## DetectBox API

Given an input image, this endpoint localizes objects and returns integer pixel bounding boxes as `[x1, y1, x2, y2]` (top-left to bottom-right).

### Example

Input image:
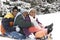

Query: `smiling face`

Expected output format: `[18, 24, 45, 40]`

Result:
[12, 6, 18, 17]
[22, 11, 28, 17]
[12, 9, 18, 17]
[29, 9, 36, 18]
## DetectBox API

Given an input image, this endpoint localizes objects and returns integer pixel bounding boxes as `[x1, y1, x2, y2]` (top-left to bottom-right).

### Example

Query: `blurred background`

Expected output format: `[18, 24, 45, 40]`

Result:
[1, 0, 60, 17]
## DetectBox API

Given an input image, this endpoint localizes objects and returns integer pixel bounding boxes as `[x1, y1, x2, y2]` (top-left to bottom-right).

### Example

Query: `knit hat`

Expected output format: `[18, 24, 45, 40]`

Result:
[20, 8, 28, 14]
[28, 8, 36, 14]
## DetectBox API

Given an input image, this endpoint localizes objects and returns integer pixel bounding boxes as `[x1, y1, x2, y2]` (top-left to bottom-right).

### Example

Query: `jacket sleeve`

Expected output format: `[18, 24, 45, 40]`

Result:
[14, 15, 33, 28]
[2, 18, 10, 30]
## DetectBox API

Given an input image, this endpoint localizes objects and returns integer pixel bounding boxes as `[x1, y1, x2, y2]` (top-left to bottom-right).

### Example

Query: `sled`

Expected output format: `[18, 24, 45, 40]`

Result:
[29, 26, 52, 40]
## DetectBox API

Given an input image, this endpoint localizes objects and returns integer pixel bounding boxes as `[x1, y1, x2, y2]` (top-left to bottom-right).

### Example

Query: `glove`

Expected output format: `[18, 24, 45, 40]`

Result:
[15, 26, 20, 32]
[29, 33, 35, 39]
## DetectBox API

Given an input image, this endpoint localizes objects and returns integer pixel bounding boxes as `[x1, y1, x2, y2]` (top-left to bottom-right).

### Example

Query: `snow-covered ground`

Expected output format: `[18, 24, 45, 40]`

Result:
[0, 12, 60, 40]
[0, 37, 15, 40]
[38, 12, 60, 40]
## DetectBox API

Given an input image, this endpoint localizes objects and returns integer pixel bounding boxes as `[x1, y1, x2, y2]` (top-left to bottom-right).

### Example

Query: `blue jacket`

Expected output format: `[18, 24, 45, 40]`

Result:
[2, 13, 16, 32]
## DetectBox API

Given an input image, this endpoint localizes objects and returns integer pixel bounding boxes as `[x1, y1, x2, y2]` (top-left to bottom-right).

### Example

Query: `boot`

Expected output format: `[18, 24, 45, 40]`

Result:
[45, 23, 53, 34]
[45, 23, 53, 28]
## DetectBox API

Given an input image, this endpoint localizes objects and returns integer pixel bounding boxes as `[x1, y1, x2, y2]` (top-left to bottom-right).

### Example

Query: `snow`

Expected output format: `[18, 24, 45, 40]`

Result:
[0, 12, 60, 40]
[0, 37, 15, 40]
[38, 12, 60, 40]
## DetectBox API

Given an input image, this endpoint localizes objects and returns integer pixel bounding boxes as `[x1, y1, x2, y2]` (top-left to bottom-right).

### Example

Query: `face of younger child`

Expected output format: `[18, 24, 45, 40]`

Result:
[29, 9, 36, 18]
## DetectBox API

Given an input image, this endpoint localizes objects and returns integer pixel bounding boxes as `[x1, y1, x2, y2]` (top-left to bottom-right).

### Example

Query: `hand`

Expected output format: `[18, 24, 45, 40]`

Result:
[39, 24, 45, 28]
[15, 26, 20, 32]
[29, 33, 35, 39]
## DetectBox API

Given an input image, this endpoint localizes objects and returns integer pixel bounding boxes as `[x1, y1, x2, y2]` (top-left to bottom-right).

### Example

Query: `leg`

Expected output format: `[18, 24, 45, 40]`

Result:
[10, 31, 26, 39]
[5, 31, 26, 39]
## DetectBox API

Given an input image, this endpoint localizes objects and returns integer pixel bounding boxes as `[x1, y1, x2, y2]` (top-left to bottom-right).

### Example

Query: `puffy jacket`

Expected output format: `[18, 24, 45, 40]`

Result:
[2, 12, 15, 32]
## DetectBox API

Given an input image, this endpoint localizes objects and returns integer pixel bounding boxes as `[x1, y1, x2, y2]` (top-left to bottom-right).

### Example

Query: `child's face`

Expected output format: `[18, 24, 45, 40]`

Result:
[29, 10, 36, 17]
[12, 9, 18, 17]
[23, 12, 28, 17]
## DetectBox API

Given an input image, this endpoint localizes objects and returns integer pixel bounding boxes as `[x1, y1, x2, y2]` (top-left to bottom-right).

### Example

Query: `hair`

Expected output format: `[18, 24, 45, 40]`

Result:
[12, 6, 18, 11]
